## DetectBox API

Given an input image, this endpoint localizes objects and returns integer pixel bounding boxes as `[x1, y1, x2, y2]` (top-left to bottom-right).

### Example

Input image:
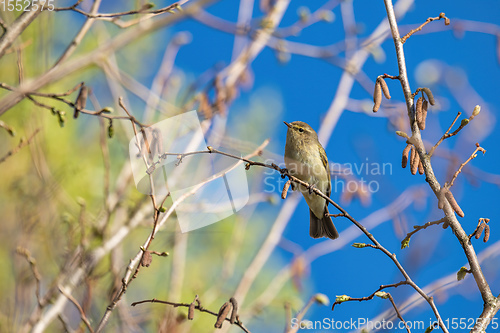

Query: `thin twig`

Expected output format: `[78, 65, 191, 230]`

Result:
[55, 0, 85, 11]
[0, 81, 83, 97]
[131, 298, 251, 333]
[93, 122, 270, 333]
[16, 247, 42, 306]
[150, 145, 446, 333]
[0, 120, 16, 136]
[0, 128, 40, 164]
[58, 286, 95, 333]
[401, 218, 447, 248]
[387, 293, 411, 333]
[0, 82, 148, 128]
[94, 98, 159, 333]
[401, 12, 450, 43]
[428, 111, 461, 157]
[448, 144, 486, 188]
[55, 0, 189, 19]
[332, 281, 411, 332]
[0, 0, 213, 117]
[333, 282, 408, 310]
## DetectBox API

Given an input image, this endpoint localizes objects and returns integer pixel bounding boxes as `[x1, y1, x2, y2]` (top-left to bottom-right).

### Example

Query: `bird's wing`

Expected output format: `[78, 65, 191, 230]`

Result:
[318, 144, 331, 198]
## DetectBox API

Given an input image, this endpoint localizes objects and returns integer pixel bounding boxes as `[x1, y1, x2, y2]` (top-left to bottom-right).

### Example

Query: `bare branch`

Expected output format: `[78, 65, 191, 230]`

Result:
[16, 247, 43, 306]
[0, 2, 45, 58]
[332, 282, 411, 333]
[428, 105, 481, 157]
[0, 0, 214, 117]
[58, 286, 95, 333]
[383, 1, 496, 331]
[401, 218, 446, 249]
[146, 145, 448, 332]
[131, 297, 251, 333]
[55, 1, 189, 19]
[448, 144, 486, 188]
[401, 12, 450, 43]
[428, 111, 462, 156]
[0, 128, 40, 164]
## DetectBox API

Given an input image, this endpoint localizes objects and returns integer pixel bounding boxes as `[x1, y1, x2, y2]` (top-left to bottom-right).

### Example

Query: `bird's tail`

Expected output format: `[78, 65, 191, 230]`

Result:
[309, 207, 339, 240]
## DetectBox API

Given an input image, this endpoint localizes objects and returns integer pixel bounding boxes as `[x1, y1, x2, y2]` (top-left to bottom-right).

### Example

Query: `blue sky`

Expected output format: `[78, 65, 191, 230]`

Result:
[152, 0, 500, 331]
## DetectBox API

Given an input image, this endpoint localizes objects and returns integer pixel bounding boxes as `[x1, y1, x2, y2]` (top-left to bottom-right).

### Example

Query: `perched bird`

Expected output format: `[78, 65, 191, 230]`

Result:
[284, 121, 339, 240]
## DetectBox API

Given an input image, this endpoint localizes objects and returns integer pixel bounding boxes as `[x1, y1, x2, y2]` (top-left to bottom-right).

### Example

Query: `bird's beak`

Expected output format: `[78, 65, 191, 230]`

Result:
[283, 121, 292, 128]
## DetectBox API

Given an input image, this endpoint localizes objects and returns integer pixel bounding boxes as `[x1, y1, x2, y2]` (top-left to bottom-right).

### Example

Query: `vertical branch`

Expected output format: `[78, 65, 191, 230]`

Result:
[383, 0, 416, 125]
[382, 1, 497, 332]
[382, 1, 444, 332]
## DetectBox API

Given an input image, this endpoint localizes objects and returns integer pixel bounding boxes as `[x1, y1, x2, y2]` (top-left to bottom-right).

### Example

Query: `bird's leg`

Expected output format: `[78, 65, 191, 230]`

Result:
[280, 167, 288, 179]
[307, 183, 316, 195]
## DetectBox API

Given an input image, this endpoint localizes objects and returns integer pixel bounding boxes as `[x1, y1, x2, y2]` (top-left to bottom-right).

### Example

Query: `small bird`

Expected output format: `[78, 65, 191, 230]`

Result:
[284, 121, 339, 240]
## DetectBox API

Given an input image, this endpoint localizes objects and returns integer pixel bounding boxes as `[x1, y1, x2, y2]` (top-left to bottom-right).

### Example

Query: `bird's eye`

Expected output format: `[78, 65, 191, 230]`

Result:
[298, 128, 304, 133]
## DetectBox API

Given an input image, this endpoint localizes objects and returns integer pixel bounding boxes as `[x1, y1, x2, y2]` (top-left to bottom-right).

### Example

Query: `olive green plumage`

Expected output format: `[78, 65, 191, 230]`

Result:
[284, 121, 339, 240]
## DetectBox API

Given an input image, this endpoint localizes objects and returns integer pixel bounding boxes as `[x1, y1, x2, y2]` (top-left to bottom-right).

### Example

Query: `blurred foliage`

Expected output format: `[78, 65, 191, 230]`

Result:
[0, 2, 301, 332]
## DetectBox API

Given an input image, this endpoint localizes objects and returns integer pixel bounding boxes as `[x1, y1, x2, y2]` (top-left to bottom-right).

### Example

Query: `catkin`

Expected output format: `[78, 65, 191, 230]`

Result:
[74, 85, 88, 119]
[484, 225, 490, 242]
[445, 189, 465, 217]
[188, 302, 195, 320]
[421, 87, 436, 105]
[410, 147, 420, 175]
[378, 78, 391, 99]
[373, 81, 382, 112]
[416, 97, 423, 128]
[402, 144, 411, 168]
[282, 180, 291, 199]
[229, 297, 238, 324]
[214, 302, 231, 328]
[418, 159, 424, 175]
[421, 100, 428, 130]
[140, 251, 152, 267]
[475, 223, 486, 239]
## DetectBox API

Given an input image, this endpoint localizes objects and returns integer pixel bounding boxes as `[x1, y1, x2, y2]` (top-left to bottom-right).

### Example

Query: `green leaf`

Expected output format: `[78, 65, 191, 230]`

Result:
[401, 236, 410, 249]
[335, 295, 351, 303]
[424, 325, 434, 333]
[457, 266, 468, 281]
[472, 105, 481, 117]
[375, 291, 389, 299]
